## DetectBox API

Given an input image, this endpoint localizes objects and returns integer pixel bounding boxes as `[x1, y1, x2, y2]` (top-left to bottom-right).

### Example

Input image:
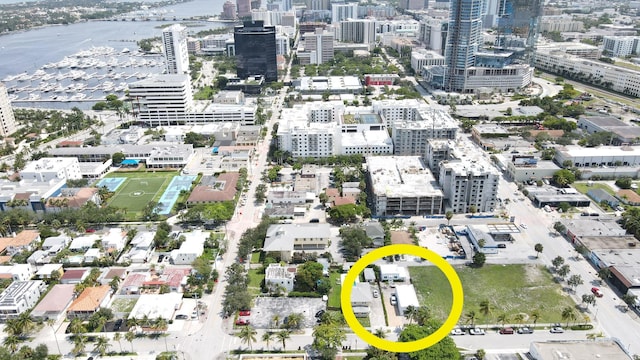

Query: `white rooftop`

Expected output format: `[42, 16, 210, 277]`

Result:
[367, 156, 443, 198]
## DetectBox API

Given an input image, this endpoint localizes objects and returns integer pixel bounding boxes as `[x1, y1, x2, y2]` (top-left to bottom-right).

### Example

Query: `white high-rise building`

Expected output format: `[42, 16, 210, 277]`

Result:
[301, 28, 334, 64]
[602, 36, 640, 58]
[0, 84, 17, 137]
[332, 3, 358, 24]
[128, 75, 194, 125]
[438, 139, 500, 213]
[162, 24, 190, 75]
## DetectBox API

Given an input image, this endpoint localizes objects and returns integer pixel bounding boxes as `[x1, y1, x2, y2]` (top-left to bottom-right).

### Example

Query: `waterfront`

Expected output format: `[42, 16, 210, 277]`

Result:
[0, 0, 233, 108]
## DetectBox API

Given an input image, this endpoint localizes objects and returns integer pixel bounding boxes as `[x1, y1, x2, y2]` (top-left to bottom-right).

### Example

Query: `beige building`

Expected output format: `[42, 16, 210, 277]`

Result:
[263, 224, 331, 262]
[0, 83, 16, 137]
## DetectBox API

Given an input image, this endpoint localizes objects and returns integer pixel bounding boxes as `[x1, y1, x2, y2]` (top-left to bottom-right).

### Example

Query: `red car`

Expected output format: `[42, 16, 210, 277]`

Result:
[591, 287, 604, 297]
[238, 310, 251, 316]
[235, 319, 250, 326]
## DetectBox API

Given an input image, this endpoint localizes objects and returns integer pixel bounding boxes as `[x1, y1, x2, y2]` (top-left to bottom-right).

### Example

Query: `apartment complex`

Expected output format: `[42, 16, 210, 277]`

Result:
[20, 157, 82, 182]
[392, 109, 459, 162]
[162, 24, 190, 75]
[539, 15, 584, 33]
[128, 74, 194, 124]
[298, 28, 334, 65]
[0, 83, 16, 137]
[0, 280, 47, 321]
[602, 36, 640, 57]
[331, 3, 358, 24]
[338, 19, 377, 45]
[367, 156, 444, 216]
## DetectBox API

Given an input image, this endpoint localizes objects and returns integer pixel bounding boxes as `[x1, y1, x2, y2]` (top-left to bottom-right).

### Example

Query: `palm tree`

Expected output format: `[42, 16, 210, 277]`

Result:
[14, 312, 34, 337]
[272, 314, 280, 328]
[237, 325, 257, 351]
[285, 313, 303, 330]
[46, 319, 62, 355]
[262, 331, 274, 350]
[154, 317, 168, 333]
[72, 335, 87, 357]
[404, 305, 418, 324]
[373, 328, 387, 339]
[125, 331, 135, 353]
[513, 313, 525, 327]
[561, 306, 577, 327]
[69, 318, 86, 335]
[534, 243, 544, 258]
[3, 335, 20, 353]
[496, 313, 509, 327]
[276, 330, 290, 350]
[464, 310, 477, 327]
[415, 306, 432, 326]
[530, 310, 541, 327]
[93, 336, 111, 356]
[479, 300, 493, 325]
[113, 332, 123, 353]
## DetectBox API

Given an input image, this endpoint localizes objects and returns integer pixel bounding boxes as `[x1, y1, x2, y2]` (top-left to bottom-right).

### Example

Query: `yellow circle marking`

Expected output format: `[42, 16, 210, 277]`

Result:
[340, 244, 464, 353]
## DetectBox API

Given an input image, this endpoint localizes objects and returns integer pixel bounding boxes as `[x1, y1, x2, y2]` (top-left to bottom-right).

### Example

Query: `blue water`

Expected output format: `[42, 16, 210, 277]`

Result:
[156, 175, 196, 215]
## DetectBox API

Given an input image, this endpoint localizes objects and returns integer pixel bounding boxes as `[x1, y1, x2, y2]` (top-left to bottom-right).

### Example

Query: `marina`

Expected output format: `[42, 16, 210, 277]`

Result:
[2, 46, 164, 107]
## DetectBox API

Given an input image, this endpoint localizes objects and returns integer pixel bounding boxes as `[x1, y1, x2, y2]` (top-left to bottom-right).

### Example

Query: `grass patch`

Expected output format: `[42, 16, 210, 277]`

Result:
[250, 252, 262, 264]
[110, 298, 137, 314]
[103, 171, 179, 220]
[614, 61, 640, 72]
[327, 271, 342, 309]
[409, 264, 576, 324]
[357, 316, 370, 328]
[573, 182, 615, 196]
[247, 269, 264, 296]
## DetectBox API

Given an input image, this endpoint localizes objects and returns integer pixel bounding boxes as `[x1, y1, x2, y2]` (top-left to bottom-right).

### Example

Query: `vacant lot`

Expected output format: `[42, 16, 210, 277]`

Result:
[573, 182, 615, 196]
[409, 264, 576, 324]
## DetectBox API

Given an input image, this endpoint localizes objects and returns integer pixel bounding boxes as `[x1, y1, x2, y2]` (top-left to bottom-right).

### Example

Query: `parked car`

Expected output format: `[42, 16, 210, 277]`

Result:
[235, 319, 250, 326]
[372, 289, 379, 298]
[468, 328, 485, 335]
[175, 314, 188, 320]
[499, 327, 515, 334]
[450, 328, 465, 336]
[315, 310, 325, 318]
[591, 287, 604, 297]
[550, 327, 565, 333]
[390, 294, 397, 305]
[239, 310, 251, 316]
[517, 327, 534, 334]
[309, 218, 320, 223]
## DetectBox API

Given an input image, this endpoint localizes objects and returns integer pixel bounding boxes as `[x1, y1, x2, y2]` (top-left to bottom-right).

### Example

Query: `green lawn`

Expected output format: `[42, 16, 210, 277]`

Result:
[250, 252, 261, 264]
[327, 271, 342, 309]
[110, 298, 137, 314]
[247, 269, 264, 296]
[409, 264, 576, 325]
[103, 172, 178, 219]
[573, 182, 615, 196]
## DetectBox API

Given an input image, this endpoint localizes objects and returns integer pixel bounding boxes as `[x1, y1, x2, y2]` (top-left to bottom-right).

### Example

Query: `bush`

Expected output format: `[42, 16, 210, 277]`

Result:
[570, 324, 594, 330]
[288, 291, 323, 298]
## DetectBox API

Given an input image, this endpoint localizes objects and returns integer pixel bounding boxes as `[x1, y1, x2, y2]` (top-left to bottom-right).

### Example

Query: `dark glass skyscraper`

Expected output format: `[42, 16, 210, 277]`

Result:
[495, 0, 542, 62]
[234, 20, 278, 82]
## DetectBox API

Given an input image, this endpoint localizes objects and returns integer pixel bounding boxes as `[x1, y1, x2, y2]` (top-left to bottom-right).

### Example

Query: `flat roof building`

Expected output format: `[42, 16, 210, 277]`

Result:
[0, 280, 47, 321]
[529, 340, 632, 360]
[128, 293, 183, 321]
[367, 156, 443, 216]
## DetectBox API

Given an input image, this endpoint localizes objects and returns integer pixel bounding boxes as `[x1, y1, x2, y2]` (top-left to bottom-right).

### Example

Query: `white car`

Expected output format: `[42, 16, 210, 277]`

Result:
[468, 328, 485, 335]
[550, 327, 565, 333]
[390, 294, 397, 305]
[450, 328, 465, 336]
[372, 289, 379, 298]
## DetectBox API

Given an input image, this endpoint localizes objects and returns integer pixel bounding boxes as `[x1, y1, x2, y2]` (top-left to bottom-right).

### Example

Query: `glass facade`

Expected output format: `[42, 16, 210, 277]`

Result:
[444, 0, 483, 92]
[233, 20, 278, 82]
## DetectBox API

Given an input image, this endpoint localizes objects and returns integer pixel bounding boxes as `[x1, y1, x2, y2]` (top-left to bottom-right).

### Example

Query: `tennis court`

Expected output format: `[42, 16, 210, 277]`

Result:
[95, 177, 126, 192]
[156, 175, 197, 215]
[108, 177, 171, 213]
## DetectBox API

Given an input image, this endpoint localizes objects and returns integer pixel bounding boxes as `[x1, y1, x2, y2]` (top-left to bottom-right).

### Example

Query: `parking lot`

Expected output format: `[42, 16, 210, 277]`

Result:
[250, 297, 325, 329]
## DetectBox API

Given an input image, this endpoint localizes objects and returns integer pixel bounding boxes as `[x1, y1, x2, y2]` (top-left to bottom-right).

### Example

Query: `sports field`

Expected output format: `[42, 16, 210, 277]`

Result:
[104, 172, 176, 215]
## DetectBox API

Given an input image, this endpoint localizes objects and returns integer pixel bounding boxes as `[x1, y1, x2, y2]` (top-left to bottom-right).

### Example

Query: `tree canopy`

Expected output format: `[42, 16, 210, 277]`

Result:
[398, 322, 459, 359]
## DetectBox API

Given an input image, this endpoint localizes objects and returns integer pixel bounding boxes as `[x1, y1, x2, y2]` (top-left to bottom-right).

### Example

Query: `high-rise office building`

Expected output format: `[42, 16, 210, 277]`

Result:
[444, 0, 483, 92]
[494, 0, 542, 62]
[222, 1, 237, 20]
[237, 0, 251, 18]
[300, 28, 334, 64]
[234, 21, 278, 82]
[0, 84, 16, 137]
[338, 19, 376, 45]
[162, 24, 190, 75]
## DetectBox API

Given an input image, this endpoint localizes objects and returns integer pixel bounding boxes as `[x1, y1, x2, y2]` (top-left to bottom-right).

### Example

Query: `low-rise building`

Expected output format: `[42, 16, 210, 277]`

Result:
[101, 228, 127, 253]
[20, 157, 82, 182]
[187, 173, 239, 205]
[363, 222, 385, 247]
[265, 263, 296, 292]
[293, 76, 362, 94]
[30, 284, 75, 321]
[170, 230, 206, 265]
[395, 284, 419, 314]
[35, 263, 64, 280]
[0, 280, 47, 321]
[0, 264, 34, 281]
[380, 264, 408, 282]
[0, 230, 41, 256]
[123, 232, 155, 263]
[263, 224, 331, 262]
[128, 293, 183, 322]
[60, 268, 90, 284]
[351, 282, 373, 317]
[46, 188, 101, 212]
[529, 340, 632, 360]
[67, 285, 112, 319]
[41, 235, 71, 254]
[555, 145, 640, 168]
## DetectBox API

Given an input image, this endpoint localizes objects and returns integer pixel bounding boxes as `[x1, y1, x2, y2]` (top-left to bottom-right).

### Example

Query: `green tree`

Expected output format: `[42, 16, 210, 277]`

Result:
[237, 325, 257, 350]
[476, 349, 486, 360]
[496, 313, 509, 327]
[534, 243, 544, 258]
[262, 331, 274, 350]
[284, 313, 304, 330]
[404, 305, 419, 324]
[553, 169, 576, 186]
[294, 262, 324, 292]
[597, 267, 611, 284]
[312, 323, 346, 359]
[567, 274, 584, 292]
[464, 310, 477, 326]
[558, 264, 571, 280]
[112, 152, 125, 165]
[561, 306, 577, 327]
[72, 335, 87, 357]
[93, 336, 111, 356]
[125, 331, 135, 352]
[616, 177, 633, 189]
[445, 211, 453, 225]
[552, 256, 565, 271]
[473, 252, 486, 267]
[479, 300, 493, 323]
[3, 335, 20, 353]
[276, 330, 290, 350]
[113, 332, 123, 353]
[582, 294, 596, 309]
[398, 322, 459, 359]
